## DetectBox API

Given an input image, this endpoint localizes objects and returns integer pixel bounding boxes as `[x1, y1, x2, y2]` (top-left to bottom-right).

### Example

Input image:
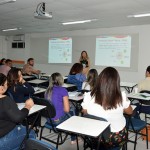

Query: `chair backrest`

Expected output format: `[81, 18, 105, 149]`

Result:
[32, 96, 56, 118]
[83, 114, 110, 140]
[6, 91, 14, 100]
[24, 138, 57, 150]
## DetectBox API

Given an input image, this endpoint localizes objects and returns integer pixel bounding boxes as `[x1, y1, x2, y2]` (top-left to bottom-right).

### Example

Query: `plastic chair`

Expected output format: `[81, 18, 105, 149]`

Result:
[126, 115, 148, 150]
[24, 138, 57, 150]
[32, 96, 68, 149]
[82, 114, 109, 150]
[83, 114, 127, 150]
[138, 90, 150, 124]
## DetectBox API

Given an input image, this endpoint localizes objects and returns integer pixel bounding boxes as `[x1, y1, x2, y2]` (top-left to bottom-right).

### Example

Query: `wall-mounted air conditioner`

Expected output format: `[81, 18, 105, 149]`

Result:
[13, 35, 25, 41]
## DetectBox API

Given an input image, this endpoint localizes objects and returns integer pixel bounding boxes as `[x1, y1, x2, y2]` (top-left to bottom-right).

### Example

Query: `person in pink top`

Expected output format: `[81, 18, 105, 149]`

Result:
[0, 59, 12, 76]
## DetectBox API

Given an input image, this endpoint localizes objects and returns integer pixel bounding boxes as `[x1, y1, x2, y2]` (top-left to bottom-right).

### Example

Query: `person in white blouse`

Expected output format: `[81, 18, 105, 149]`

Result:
[82, 69, 98, 91]
[81, 67, 133, 148]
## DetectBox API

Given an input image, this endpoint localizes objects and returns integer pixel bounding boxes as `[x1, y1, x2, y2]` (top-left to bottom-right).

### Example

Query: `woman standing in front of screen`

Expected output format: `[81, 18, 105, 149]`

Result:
[79, 51, 90, 75]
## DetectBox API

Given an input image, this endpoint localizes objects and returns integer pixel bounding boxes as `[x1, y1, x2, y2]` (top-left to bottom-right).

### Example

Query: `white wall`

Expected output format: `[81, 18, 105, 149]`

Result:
[0, 36, 7, 58]
[3, 24, 150, 83]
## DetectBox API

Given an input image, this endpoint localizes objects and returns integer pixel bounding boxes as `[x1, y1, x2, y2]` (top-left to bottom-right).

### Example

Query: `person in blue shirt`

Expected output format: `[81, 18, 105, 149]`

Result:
[67, 63, 86, 90]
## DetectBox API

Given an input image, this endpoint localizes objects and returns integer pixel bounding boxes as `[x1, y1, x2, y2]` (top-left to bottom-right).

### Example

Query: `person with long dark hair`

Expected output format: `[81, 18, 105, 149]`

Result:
[67, 63, 86, 90]
[79, 51, 90, 75]
[7, 68, 35, 103]
[82, 69, 98, 91]
[81, 67, 133, 148]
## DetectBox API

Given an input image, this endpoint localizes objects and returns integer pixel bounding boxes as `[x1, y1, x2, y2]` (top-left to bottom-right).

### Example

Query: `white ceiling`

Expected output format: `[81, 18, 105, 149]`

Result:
[1, 0, 150, 36]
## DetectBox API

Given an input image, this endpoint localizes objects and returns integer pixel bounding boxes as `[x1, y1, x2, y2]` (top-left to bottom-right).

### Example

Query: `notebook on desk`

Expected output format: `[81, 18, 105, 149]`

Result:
[68, 91, 79, 97]
[34, 87, 39, 92]
[140, 93, 150, 98]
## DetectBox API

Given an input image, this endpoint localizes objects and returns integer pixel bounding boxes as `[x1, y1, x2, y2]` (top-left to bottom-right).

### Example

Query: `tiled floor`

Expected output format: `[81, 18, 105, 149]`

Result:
[38, 129, 150, 150]
[37, 117, 150, 150]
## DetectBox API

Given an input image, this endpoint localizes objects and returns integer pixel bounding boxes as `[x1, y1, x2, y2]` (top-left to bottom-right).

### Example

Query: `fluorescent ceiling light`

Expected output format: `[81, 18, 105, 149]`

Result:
[128, 13, 150, 18]
[62, 19, 93, 25]
[2, 27, 21, 32]
[0, 0, 16, 5]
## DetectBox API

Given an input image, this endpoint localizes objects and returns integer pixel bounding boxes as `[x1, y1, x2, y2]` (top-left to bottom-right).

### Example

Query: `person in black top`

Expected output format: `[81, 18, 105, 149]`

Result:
[7, 68, 35, 103]
[79, 51, 90, 75]
[0, 73, 35, 150]
[79, 51, 90, 67]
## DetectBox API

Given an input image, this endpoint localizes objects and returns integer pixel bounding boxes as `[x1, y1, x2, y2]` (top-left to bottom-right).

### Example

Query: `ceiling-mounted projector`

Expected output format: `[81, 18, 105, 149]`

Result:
[34, 2, 52, 19]
[34, 12, 52, 19]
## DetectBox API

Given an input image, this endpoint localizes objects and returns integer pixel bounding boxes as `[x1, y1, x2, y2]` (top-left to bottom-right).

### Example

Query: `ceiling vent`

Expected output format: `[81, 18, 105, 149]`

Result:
[13, 35, 25, 41]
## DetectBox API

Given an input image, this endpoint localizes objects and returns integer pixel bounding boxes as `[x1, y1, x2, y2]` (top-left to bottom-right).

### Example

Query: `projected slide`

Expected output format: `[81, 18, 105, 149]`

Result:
[48, 37, 72, 63]
[95, 35, 131, 67]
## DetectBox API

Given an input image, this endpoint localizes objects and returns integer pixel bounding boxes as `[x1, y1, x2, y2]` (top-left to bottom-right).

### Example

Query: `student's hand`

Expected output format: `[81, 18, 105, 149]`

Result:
[24, 98, 34, 110]
[81, 109, 87, 115]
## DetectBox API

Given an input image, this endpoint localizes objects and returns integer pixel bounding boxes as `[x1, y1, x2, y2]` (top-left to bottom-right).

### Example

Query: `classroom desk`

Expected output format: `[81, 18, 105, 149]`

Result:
[23, 75, 36, 81]
[41, 74, 68, 80]
[18, 103, 46, 148]
[33, 87, 47, 97]
[28, 79, 49, 87]
[34, 87, 46, 95]
[17, 103, 46, 115]
[120, 82, 137, 93]
[127, 93, 150, 101]
[62, 83, 77, 91]
[40, 74, 51, 80]
[56, 116, 110, 150]
[68, 92, 84, 115]
[69, 92, 84, 102]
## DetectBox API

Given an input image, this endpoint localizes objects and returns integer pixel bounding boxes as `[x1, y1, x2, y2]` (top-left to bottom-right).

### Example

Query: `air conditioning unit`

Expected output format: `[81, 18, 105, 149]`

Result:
[13, 35, 25, 41]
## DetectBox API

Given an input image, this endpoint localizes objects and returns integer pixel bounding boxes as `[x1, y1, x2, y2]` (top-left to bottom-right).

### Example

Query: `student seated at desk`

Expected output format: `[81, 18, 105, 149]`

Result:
[22, 58, 41, 76]
[67, 63, 86, 91]
[138, 66, 150, 92]
[0, 73, 35, 150]
[7, 68, 35, 103]
[134, 66, 150, 118]
[0, 58, 6, 65]
[81, 67, 133, 148]
[45, 72, 76, 144]
[0, 59, 12, 76]
[82, 69, 98, 91]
